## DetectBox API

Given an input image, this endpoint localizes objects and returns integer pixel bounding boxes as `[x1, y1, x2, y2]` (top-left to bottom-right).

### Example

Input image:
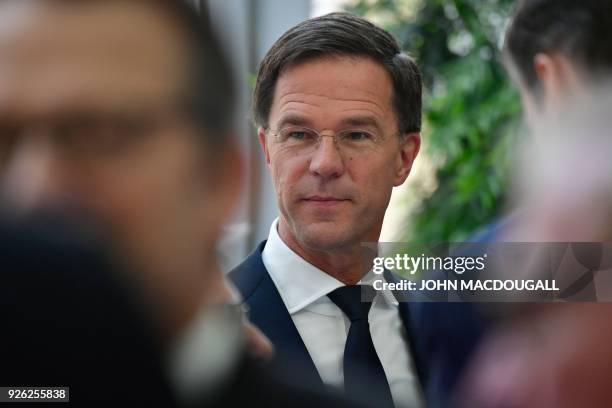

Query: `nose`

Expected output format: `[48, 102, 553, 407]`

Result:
[1, 135, 75, 215]
[308, 134, 345, 180]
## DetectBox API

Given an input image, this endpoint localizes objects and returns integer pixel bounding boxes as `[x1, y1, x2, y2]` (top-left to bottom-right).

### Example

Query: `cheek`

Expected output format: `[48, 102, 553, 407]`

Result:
[351, 157, 395, 203]
[76, 142, 203, 239]
[86, 167, 167, 223]
[270, 152, 309, 199]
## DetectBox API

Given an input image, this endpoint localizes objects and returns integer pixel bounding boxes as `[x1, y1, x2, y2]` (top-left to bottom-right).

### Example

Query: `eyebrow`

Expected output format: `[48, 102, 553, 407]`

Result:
[274, 114, 382, 131]
[274, 114, 311, 129]
[340, 115, 381, 129]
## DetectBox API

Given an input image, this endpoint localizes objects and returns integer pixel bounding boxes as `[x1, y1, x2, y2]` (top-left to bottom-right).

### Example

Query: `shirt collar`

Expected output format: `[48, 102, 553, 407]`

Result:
[262, 218, 398, 314]
[263, 218, 343, 313]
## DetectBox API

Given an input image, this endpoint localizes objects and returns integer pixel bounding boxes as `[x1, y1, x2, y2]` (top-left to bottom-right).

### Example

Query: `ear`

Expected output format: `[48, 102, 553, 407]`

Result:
[394, 132, 420, 186]
[533, 53, 580, 108]
[257, 127, 271, 165]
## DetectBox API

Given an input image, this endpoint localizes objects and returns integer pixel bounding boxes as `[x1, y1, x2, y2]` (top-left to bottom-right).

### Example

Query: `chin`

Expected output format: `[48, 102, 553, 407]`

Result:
[296, 222, 356, 251]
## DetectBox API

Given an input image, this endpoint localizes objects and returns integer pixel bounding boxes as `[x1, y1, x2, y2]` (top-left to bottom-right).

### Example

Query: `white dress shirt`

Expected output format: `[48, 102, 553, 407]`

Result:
[262, 219, 423, 408]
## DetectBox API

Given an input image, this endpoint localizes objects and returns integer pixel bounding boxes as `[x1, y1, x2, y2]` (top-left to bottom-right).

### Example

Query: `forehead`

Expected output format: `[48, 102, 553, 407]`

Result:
[0, 1, 189, 117]
[270, 55, 395, 129]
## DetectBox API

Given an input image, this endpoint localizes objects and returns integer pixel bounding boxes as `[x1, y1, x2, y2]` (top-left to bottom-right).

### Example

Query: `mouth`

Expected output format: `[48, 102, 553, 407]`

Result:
[301, 196, 350, 206]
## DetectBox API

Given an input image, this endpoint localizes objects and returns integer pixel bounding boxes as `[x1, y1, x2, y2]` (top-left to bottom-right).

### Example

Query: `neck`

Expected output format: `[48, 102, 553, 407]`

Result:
[277, 219, 378, 285]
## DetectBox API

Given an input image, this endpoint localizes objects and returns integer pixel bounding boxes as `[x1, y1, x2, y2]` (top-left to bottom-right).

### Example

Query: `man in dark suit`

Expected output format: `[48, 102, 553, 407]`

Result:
[230, 13, 483, 407]
[0, 1, 357, 406]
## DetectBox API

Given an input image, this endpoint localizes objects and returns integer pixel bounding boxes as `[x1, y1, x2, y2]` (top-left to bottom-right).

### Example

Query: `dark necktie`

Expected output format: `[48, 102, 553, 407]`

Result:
[328, 285, 395, 407]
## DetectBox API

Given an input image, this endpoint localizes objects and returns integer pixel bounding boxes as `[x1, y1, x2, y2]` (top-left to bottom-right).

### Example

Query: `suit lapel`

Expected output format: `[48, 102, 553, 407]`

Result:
[230, 242, 324, 390]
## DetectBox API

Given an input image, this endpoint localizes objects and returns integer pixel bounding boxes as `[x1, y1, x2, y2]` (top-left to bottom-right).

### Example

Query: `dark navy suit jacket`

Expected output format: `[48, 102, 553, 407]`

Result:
[229, 241, 485, 407]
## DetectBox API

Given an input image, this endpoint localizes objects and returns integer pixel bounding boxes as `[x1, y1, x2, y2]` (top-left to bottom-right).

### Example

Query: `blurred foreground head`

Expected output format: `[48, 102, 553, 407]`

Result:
[0, 0, 242, 335]
[504, 0, 612, 124]
[458, 4, 612, 407]
[503, 0, 612, 241]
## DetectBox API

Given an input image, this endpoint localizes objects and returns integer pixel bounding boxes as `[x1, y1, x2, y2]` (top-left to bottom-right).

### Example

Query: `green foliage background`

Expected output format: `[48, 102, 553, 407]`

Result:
[346, 0, 522, 242]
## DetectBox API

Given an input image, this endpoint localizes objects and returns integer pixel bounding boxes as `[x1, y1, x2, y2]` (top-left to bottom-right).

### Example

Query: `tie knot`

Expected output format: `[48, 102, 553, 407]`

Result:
[327, 285, 375, 322]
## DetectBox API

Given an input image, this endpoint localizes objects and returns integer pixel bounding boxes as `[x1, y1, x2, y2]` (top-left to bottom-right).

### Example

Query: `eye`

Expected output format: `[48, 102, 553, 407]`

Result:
[343, 130, 375, 141]
[56, 115, 152, 155]
[279, 127, 316, 142]
[0, 123, 20, 165]
[0, 123, 21, 139]
[288, 130, 308, 140]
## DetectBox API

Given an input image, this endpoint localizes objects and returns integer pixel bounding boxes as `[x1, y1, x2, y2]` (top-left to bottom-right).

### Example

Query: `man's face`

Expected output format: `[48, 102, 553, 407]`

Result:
[260, 56, 419, 251]
[0, 2, 235, 327]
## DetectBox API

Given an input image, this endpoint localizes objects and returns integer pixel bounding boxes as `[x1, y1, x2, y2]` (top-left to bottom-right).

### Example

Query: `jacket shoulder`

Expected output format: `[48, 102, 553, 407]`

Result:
[228, 240, 268, 302]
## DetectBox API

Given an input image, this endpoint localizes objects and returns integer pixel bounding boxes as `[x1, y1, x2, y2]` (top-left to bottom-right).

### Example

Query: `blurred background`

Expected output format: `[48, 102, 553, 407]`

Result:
[202, 0, 522, 271]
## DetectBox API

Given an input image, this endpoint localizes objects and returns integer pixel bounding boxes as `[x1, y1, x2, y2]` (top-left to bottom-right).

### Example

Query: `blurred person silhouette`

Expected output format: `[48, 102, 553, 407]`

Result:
[473, 0, 612, 241]
[458, 1, 612, 407]
[0, 214, 179, 406]
[0, 1, 355, 406]
[229, 12, 483, 408]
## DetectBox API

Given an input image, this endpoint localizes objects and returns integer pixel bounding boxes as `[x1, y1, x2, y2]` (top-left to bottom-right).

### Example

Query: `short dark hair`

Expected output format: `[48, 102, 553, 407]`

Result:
[253, 12, 422, 135]
[504, 0, 612, 93]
